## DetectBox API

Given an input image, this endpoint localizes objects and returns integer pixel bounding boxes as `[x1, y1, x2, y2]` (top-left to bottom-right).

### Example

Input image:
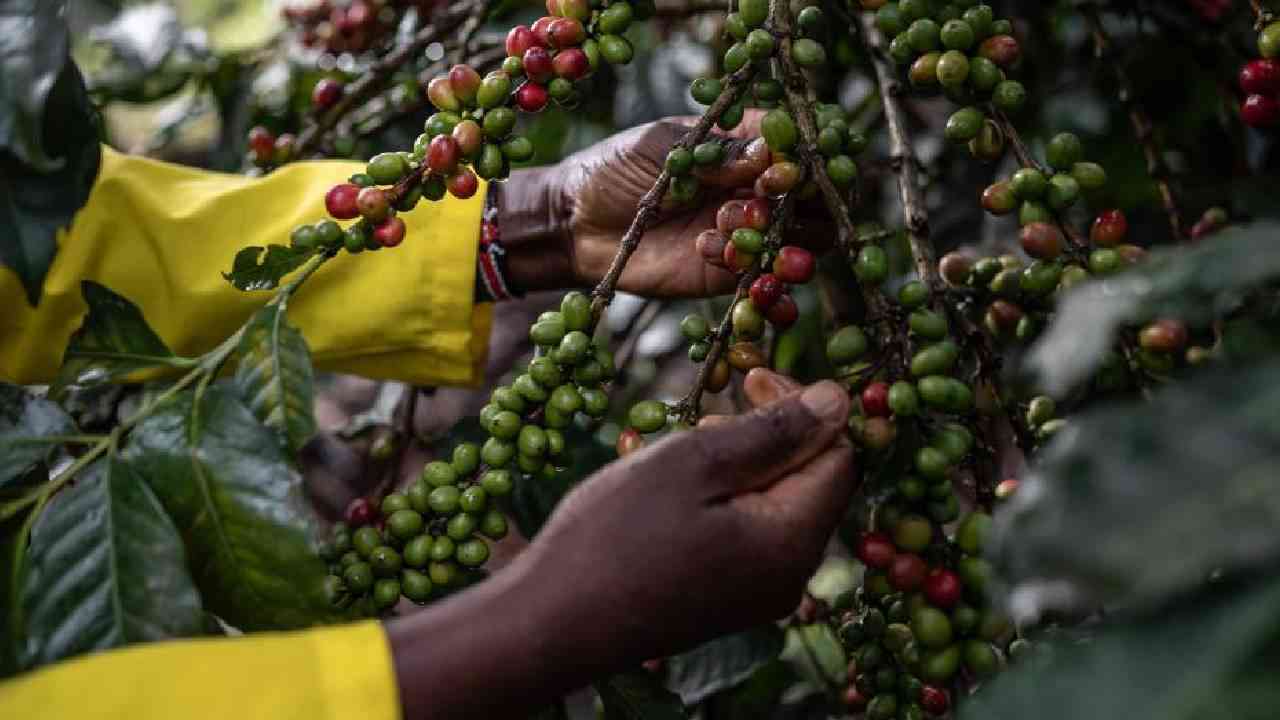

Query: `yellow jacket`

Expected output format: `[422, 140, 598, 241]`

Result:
[0, 148, 505, 718]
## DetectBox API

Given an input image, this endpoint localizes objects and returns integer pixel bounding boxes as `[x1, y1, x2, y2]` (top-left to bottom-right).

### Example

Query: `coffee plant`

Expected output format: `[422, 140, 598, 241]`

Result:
[4, 0, 1280, 717]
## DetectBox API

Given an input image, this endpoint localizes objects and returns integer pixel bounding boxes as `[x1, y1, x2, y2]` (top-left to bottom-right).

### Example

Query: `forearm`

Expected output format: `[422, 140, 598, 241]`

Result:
[386, 551, 616, 719]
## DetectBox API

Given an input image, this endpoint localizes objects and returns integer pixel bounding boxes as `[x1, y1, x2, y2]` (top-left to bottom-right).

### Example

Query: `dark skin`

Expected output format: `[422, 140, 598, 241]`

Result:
[386, 116, 856, 718]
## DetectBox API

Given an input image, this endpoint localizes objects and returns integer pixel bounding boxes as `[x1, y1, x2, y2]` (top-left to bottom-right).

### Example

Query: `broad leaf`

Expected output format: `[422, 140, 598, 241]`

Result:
[0, 0, 102, 304]
[992, 362, 1280, 616]
[1026, 223, 1280, 396]
[235, 305, 317, 455]
[18, 457, 203, 671]
[51, 281, 186, 398]
[123, 387, 339, 630]
[597, 671, 689, 720]
[0, 383, 76, 491]
[666, 626, 785, 706]
[223, 245, 316, 292]
[961, 577, 1280, 720]
[0, 510, 31, 678]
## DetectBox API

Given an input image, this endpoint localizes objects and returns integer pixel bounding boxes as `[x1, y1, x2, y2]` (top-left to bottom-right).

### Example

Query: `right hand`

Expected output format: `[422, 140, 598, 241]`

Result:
[521, 369, 856, 671]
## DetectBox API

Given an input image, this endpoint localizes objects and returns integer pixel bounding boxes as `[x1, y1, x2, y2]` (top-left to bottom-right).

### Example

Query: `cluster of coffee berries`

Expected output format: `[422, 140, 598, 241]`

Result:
[321, 445, 509, 612]
[247, 126, 299, 168]
[979, 132, 1106, 228]
[282, 0, 437, 56]
[1240, 57, 1280, 128]
[869, 2, 1026, 160]
[836, 509, 1021, 717]
[499, 0, 647, 113]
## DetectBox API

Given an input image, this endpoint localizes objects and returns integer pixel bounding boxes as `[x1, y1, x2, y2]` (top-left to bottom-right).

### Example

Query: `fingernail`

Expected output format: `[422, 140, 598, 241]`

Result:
[800, 382, 848, 424]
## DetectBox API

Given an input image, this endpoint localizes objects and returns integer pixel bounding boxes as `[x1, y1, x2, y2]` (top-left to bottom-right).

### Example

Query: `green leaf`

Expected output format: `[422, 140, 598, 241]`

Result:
[780, 623, 847, 690]
[0, 1, 102, 305]
[960, 577, 1280, 720]
[51, 281, 186, 398]
[597, 671, 689, 720]
[0, 510, 31, 678]
[17, 457, 203, 671]
[0, 383, 76, 491]
[993, 361, 1280, 616]
[1026, 223, 1280, 396]
[223, 245, 317, 292]
[235, 305, 317, 455]
[123, 387, 339, 630]
[666, 626, 785, 706]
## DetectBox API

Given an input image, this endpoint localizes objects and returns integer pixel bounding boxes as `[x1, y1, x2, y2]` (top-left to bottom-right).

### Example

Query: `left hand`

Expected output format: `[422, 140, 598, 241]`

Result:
[499, 114, 776, 297]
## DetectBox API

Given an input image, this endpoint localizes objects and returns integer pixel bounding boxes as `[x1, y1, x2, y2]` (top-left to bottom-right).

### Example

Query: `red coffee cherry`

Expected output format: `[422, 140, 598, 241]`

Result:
[716, 200, 748, 234]
[427, 75, 460, 112]
[447, 168, 480, 199]
[515, 82, 550, 112]
[427, 134, 461, 174]
[773, 246, 815, 284]
[1139, 318, 1189, 353]
[979, 34, 1021, 67]
[861, 381, 891, 418]
[344, 497, 375, 527]
[766, 294, 798, 329]
[1020, 222, 1064, 260]
[1242, 94, 1280, 128]
[743, 198, 771, 231]
[888, 552, 927, 591]
[506, 25, 537, 57]
[522, 46, 554, 83]
[939, 251, 972, 286]
[923, 567, 963, 608]
[616, 427, 644, 456]
[372, 217, 407, 247]
[248, 126, 275, 163]
[311, 78, 344, 110]
[531, 16, 557, 47]
[548, 17, 586, 48]
[920, 685, 949, 716]
[1091, 209, 1128, 247]
[1239, 59, 1280, 95]
[995, 477, 1020, 499]
[448, 64, 482, 105]
[855, 531, 896, 569]
[325, 183, 361, 220]
[749, 273, 784, 311]
[552, 47, 590, 80]
[356, 186, 391, 222]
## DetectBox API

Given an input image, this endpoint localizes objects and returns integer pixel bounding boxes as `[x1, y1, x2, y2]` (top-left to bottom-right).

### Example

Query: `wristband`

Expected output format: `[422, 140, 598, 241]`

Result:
[475, 183, 522, 303]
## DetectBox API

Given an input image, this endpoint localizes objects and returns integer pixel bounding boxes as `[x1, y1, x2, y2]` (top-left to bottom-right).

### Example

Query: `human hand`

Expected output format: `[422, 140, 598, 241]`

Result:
[520, 369, 855, 668]
[499, 113, 824, 297]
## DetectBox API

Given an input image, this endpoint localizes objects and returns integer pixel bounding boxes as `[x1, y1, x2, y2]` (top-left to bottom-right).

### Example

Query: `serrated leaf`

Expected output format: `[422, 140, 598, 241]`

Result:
[961, 577, 1280, 720]
[123, 387, 339, 630]
[666, 626, 785, 705]
[51, 281, 187, 398]
[597, 671, 689, 720]
[0, 5, 102, 305]
[17, 457, 203, 670]
[223, 245, 317, 292]
[0, 383, 76, 491]
[1026, 224, 1280, 396]
[235, 305, 316, 455]
[993, 361, 1280, 617]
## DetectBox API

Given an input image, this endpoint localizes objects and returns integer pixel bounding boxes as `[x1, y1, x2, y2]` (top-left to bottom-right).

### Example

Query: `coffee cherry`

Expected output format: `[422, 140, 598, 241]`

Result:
[1046, 132, 1083, 170]
[911, 606, 953, 649]
[888, 553, 928, 591]
[893, 513, 933, 553]
[791, 38, 826, 67]
[727, 342, 766, 372]
[936, 52, 971, 90]
[616, 427, 644, 456]
[1047, 174, 1080, 210]
[427, 76, 461, 112]
[749, 273, 784, 311]
[909, 52, 941, 87]
[598, 34, 634, 64]
[248, 126, 275, 164]
[629, 400, 668, 434]
[515, 82, 550, 112]
[1242, 94, 1280, 128]
[856, 531, 896, 569]
[1139, 318, 1189, 353]
[762, 109, 798, 153]
[427, 135, 461, 173]
[862, 382, 891, 417]
[827, 326, 868, 364]
[1010, 168, 1047, 199]
[690, 77, 723, 105]
[743, 198, 771, 230]
[766, 294, 798, 329]
[343, 562, 374, 593]
[1091, 209, 1127, 246]
[756, 161, 802, 196]
[1260, 21, 1280, 59]
[325, 183, 362, 220]
[552, 47, 590, 80]
[920, 686, 949, 716]
[372, 217, 406, 248]
[922, 568, 962, 609]
[992, 79, 1027, 113]
[312, 78, 345, 110]
[978, 34, 1020, 67]
[995, 477, 1019, 499]
[855, 245, 889, 284]
[447, 168, 479, 199]
[981, 181, 1016, 215]
[1020, 222, 1064, 260]
[773, 246, 815, 284]
[738, 0, 767, 27]
[345, 497, 375, 527]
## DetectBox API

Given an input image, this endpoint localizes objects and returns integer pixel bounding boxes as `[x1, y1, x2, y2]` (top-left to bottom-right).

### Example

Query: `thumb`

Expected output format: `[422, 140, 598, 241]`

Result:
[682, 381, 850, 500]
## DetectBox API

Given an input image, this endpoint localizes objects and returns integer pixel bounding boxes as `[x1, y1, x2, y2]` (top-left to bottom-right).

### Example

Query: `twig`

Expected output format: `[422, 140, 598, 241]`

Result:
[451, 3, 486, 65]
[1081, 4, 1184, 241]
[293, 0, 479, 158]
[1250, 0, 1275, 28]
[588, 63, 756, 323]
[855, 12, 942, 296]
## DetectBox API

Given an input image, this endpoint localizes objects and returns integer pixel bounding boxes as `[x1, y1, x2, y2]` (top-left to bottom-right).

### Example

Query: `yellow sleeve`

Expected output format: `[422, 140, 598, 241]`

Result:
[0, 147, 493, 387]
[0, 621, 399, 720]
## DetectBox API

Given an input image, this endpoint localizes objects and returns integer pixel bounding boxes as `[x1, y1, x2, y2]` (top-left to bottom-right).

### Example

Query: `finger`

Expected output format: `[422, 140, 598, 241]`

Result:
[757, 441, 856, 541]
[694, 137, 770, 188]
[696, 229, 731, 268]
[685, 381, 850, 498]
[743, 368, 803, 408]
[698, 415, 732, 428]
